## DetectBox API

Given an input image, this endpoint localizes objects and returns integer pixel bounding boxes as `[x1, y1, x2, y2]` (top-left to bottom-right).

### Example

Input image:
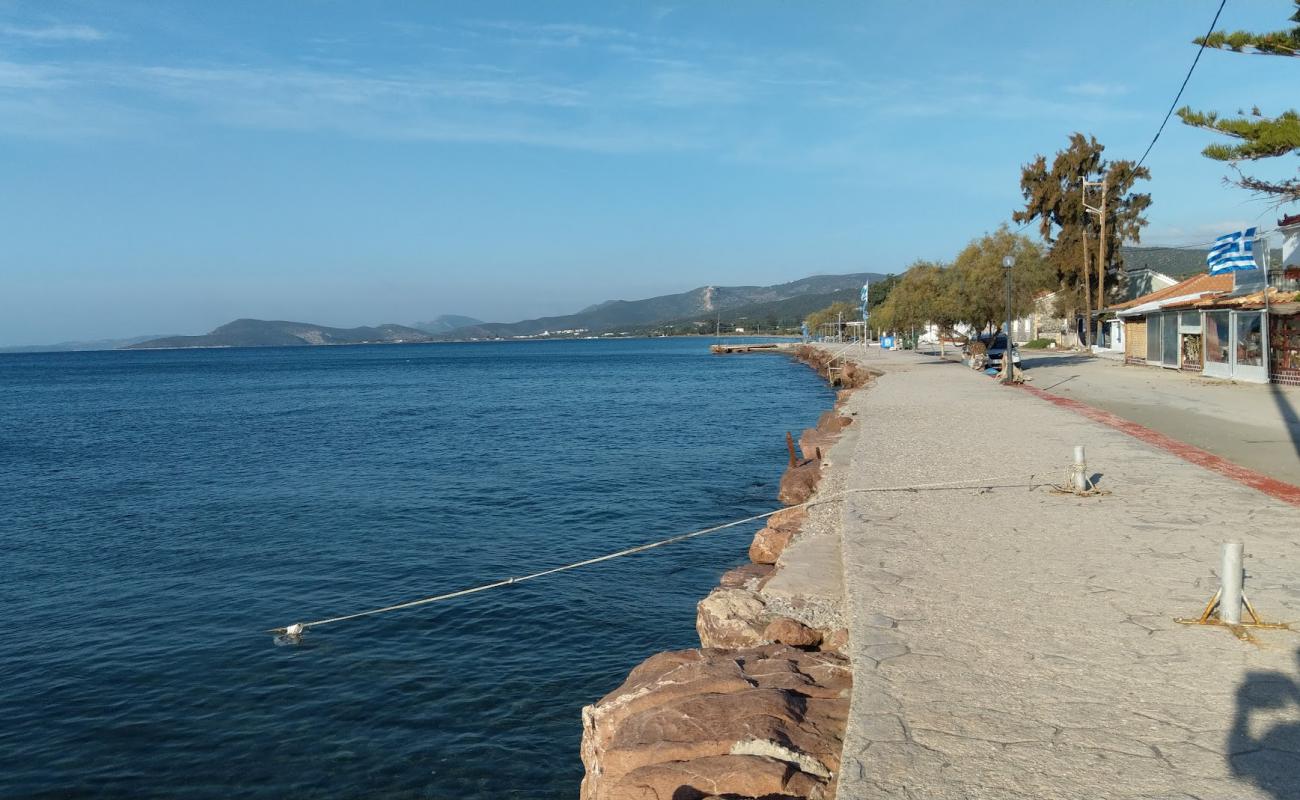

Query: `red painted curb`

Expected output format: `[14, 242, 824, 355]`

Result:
[1017, 383, 1300, 508]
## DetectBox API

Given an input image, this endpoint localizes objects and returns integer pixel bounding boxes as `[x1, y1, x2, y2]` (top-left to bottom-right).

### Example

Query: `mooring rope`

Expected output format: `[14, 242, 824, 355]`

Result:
[267, 475, 1039, 636]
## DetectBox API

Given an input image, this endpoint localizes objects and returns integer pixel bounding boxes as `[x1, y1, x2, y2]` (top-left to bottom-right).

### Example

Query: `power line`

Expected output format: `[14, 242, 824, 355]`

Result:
[1135, 0, 1228, 170]
[1013, 2, 1227, 242]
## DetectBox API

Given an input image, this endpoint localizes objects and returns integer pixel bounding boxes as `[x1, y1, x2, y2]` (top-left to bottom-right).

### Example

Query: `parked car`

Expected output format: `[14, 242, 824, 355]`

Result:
[963, 333, 1022, 367]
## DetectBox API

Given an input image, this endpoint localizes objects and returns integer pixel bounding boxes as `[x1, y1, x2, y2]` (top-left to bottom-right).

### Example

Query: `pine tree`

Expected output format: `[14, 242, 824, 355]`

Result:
[1177, 1, 1300, 201]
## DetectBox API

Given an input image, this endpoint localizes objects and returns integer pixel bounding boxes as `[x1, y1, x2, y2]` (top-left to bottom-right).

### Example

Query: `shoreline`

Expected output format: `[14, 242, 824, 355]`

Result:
[2, 334, 802, 355]
[578, 343, 874, 800]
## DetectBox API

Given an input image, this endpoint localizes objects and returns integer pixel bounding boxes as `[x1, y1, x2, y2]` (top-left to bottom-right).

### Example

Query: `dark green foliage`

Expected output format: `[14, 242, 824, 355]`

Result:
[805, 301, 860, 331]
[1012, 133, 1152, 315]
[1177, 1, 1300, 200]
[870, 228, 1051, 337]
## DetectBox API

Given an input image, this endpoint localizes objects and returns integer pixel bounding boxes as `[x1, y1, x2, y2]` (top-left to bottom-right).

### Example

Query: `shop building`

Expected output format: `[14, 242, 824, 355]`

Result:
[1110, 273, 1298, 385]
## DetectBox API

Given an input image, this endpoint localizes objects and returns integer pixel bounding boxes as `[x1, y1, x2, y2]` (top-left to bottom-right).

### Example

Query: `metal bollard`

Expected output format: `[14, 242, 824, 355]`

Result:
[1220, 542, 1244, 625]
[1072, 446, 1088, 494]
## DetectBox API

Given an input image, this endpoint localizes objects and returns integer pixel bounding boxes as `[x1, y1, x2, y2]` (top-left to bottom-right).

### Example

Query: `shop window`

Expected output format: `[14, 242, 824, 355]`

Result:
[1272, 314, 1300, 384]
[1146, 315, 1162, 362]
[1162, 314, 1179, 365]
[1181, 334, 1202, 368]
[1236, 312, 1264, 367]
[1205, 311, 1230, 364]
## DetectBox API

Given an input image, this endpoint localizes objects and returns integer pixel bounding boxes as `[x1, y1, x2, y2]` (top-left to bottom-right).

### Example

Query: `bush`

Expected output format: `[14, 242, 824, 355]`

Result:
[1023, 338, 1054, 349]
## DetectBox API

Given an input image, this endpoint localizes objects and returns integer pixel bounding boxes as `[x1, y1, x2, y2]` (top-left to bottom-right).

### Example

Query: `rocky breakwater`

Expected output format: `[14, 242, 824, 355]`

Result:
[580, 345, 874, 800]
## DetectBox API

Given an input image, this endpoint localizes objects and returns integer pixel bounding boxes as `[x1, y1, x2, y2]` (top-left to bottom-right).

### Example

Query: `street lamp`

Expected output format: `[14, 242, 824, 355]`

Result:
[1002, 255, 1015, 385]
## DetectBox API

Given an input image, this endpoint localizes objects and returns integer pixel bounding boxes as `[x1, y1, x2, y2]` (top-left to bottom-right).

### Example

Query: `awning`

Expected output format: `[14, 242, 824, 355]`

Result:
[1117, 292, 1217, 318]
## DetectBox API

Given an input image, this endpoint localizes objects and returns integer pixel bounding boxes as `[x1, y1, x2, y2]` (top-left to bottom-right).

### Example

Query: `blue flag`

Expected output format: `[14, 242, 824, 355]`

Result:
[1207, 227, 1258, 274]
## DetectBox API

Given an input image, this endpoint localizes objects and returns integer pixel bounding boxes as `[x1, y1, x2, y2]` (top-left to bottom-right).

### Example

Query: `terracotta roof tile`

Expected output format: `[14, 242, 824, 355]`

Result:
[1107, 272, 1233, 311]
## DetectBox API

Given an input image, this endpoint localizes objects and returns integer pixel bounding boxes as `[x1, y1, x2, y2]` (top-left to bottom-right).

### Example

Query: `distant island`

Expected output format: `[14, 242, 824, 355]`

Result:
[127, 319, 438, 349]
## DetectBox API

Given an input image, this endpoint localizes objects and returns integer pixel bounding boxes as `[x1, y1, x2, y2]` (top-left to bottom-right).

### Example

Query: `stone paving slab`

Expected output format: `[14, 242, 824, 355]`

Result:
[832, 347, 1300, 800]
[1017, 350, 1300, 487]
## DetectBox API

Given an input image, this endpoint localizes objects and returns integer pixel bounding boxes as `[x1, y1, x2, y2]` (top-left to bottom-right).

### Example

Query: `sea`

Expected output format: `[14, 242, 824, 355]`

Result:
[0, 338, 833, 799]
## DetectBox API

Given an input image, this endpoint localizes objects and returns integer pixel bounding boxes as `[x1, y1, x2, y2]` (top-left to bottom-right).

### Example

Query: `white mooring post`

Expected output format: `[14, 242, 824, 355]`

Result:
[1072, 446, 1088, 494]
[1220, 542, 1244, 625]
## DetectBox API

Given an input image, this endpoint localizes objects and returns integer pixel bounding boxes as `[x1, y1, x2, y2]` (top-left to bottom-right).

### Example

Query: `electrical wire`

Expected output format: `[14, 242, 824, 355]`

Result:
[1135, 0, 1229, 169]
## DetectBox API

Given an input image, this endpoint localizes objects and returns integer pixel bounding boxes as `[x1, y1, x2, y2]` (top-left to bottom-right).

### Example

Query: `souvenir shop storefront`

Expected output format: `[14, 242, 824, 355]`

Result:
[1271, 305, 1300, 386]
[1126, 304, 1269, 383]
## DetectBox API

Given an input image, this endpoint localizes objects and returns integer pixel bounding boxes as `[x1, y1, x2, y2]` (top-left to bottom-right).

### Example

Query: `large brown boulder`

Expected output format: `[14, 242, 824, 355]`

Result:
[763, 617, 823, 648]
[580, 645, 851, 800]
[696, 588, 766, 649]
[778, 460, 822, 506]
[607, 755, 826, 800]
[748, 524, 794, 565]
[838, 361, 873, 389]
[718, 562, 773, 590]
[769, 506, 807, 529]
[750, 505, 808, 564]
[816, 411, 853, 433]
[798, 427, 838, 462]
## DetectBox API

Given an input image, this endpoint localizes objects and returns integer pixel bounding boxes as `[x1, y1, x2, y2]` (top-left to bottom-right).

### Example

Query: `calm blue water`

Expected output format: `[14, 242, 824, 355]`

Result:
[0, 338, 830, 799]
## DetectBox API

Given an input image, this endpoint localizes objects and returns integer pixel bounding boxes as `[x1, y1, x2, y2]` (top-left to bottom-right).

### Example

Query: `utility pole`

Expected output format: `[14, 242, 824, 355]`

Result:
[1080, 176, 1091, 349]
[1097, 177, 1109, 348]
[1082, 177, 1107, 351]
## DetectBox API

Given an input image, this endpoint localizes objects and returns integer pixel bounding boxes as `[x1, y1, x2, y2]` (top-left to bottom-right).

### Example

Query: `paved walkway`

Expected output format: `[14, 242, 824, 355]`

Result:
[833, 347, 1300, 800]
[1018, 350, 1300, 487]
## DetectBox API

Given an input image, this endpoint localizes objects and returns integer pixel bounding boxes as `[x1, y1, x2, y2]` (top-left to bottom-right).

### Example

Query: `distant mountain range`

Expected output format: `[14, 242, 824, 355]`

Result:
[0, 270, 983, 351]
[439, 273, 885, 339]
[128, 319, 436, 349]
[7, 250, 1274, 352]
[0, 334, 173, 354]
[1121, 245, 1281, 279]
[411, 314, 484, 334]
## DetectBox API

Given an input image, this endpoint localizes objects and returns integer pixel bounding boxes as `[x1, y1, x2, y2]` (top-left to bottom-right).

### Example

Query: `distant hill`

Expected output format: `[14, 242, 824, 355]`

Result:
[0, 334, 172, 353]
[645, 286, 866, 334]
[411, 314, 483, 334]
[1120, 245, 1282, 279]
[443, 273, 885, 338]
[1120, 246, 1209, 279]
[128, 319, 436, 349]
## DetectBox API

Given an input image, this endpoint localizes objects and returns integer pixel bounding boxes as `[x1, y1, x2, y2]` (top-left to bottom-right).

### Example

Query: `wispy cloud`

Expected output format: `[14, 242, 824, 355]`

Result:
[0, 23, 107, 42]
[0, 60, 68, 90]
[0, 16, 1143, 164]
[1141, 220, 1251, 247]
[1065, 81, 1127, 98]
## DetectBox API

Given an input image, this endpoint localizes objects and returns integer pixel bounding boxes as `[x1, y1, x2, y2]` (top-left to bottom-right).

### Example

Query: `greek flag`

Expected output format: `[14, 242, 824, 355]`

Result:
[1206, 227, 1258, 274]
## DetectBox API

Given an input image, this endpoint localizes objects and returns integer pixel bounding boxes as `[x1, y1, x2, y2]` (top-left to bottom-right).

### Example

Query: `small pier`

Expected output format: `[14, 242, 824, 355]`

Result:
[709, 343, 784, 355]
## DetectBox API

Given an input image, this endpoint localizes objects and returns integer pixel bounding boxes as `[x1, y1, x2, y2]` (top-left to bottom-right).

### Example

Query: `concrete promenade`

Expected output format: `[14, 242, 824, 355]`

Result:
[1018, 350, 1300, 487]
[832, 347, 1300, 799]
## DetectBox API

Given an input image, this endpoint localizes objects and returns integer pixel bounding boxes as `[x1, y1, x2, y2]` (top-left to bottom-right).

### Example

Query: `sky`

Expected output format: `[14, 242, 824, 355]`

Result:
[2, 0, 1299, 345]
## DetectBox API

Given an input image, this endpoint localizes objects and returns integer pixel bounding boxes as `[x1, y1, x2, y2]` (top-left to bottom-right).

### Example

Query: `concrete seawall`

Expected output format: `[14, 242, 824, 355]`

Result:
[578, 344, 871, 800]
